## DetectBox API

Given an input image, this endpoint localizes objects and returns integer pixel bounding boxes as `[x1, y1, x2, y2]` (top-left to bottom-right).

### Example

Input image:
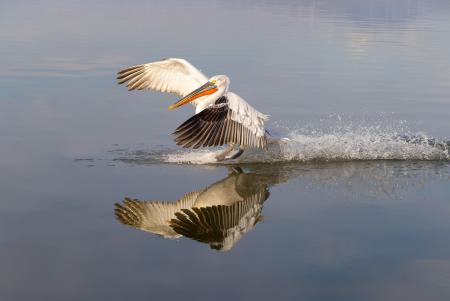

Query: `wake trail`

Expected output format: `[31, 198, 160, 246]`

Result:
[163, 125, 450, 164]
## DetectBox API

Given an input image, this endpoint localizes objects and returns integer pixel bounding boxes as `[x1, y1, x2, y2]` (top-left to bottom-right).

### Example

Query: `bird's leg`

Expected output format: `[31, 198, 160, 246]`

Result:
[227, 166, 243, 175]
[216, 144, 246, 161]
[215, 143, 236, 161]
[226, 146, 244, 160]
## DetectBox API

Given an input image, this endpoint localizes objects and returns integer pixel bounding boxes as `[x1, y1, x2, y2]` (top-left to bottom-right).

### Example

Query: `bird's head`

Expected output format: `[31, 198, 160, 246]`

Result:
[209, 75, 230, 91]
[168, 75, 230, 110]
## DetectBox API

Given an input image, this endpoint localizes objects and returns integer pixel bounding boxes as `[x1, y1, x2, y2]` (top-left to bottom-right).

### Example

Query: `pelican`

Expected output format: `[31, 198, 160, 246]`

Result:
[114, 168, 272, 251]
[117, 58, 271, 161]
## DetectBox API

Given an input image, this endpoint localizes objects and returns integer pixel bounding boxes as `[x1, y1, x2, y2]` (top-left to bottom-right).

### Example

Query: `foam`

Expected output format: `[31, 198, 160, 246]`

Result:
[163, 124, 449, 164]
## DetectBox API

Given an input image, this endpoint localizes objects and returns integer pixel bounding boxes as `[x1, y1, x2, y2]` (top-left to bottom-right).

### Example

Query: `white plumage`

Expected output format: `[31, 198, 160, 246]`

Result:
[227, 91, 268, 138]
[117, 58, 270, 160]
[117, 58, 208, 96]
[114, 190, 203, 239]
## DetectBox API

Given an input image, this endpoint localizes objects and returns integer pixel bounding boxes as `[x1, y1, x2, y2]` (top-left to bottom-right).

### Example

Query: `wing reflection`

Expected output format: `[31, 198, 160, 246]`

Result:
[115, 167, 285, 251]
[114, 161, 450, 251]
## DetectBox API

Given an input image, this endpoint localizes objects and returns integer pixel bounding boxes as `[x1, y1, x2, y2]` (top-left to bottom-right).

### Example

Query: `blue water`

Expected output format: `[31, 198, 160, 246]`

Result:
[1, 1, 450, 300]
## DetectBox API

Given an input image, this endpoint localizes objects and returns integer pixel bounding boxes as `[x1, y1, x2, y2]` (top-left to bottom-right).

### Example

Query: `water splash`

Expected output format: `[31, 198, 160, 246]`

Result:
[163, 123, 450, 164]
[164, 149, 222, 165]
[108, 117, 450, 165]
[279, 130, 449, 162]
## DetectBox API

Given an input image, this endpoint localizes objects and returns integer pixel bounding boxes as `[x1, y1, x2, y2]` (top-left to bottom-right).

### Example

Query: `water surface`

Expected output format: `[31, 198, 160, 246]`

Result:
[1, 1, 450, 300]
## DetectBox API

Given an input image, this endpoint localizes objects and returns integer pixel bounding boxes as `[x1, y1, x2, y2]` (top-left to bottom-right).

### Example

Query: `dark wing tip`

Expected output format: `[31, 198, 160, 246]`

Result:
[116, 65, 145, 88]
[172, 105, 230, 149]
[114, 198, 143, 227]
[117, 65, 141, 75]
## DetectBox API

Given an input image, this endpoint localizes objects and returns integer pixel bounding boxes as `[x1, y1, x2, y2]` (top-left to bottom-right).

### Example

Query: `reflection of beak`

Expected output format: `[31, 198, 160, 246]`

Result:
[168, 81, 218, 110]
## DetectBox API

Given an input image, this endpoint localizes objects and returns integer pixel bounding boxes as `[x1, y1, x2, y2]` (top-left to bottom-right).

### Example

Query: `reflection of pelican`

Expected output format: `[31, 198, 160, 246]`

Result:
[115, 168, 278, 251]
[117, 58, 284, 161]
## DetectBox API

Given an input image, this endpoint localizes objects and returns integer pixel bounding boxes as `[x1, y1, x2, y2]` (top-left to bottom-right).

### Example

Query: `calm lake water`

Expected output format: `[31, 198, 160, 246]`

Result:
[1, 1, 450, 300]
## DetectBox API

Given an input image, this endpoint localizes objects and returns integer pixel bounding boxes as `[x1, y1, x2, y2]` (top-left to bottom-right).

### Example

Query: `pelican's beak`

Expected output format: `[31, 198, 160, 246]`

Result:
[168, 81, 218, 110]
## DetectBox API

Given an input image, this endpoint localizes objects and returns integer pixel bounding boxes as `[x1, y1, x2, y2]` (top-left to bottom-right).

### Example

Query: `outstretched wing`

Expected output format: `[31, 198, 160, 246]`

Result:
[172, 94, 268, 149]
[114, 189, 204, 239]
[117, 58, 209, 96]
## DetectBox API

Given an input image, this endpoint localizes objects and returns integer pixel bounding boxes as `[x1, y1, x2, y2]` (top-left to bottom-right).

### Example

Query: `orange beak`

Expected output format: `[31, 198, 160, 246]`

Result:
[168, 81, 218, 110]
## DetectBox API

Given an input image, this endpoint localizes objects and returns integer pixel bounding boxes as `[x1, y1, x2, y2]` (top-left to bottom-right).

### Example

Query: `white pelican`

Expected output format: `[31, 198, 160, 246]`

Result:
[117, 58, 270, 161]
[114, 168, 271, 251]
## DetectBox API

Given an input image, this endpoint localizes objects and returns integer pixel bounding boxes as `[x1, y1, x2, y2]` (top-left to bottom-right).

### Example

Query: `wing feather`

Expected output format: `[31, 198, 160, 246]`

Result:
[168, 189, 269, 251]
[226, 92, 269, 139]
[114, 189, 204, 239]
[172, 102, 267, 149]
[117, 58, 209, 96]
